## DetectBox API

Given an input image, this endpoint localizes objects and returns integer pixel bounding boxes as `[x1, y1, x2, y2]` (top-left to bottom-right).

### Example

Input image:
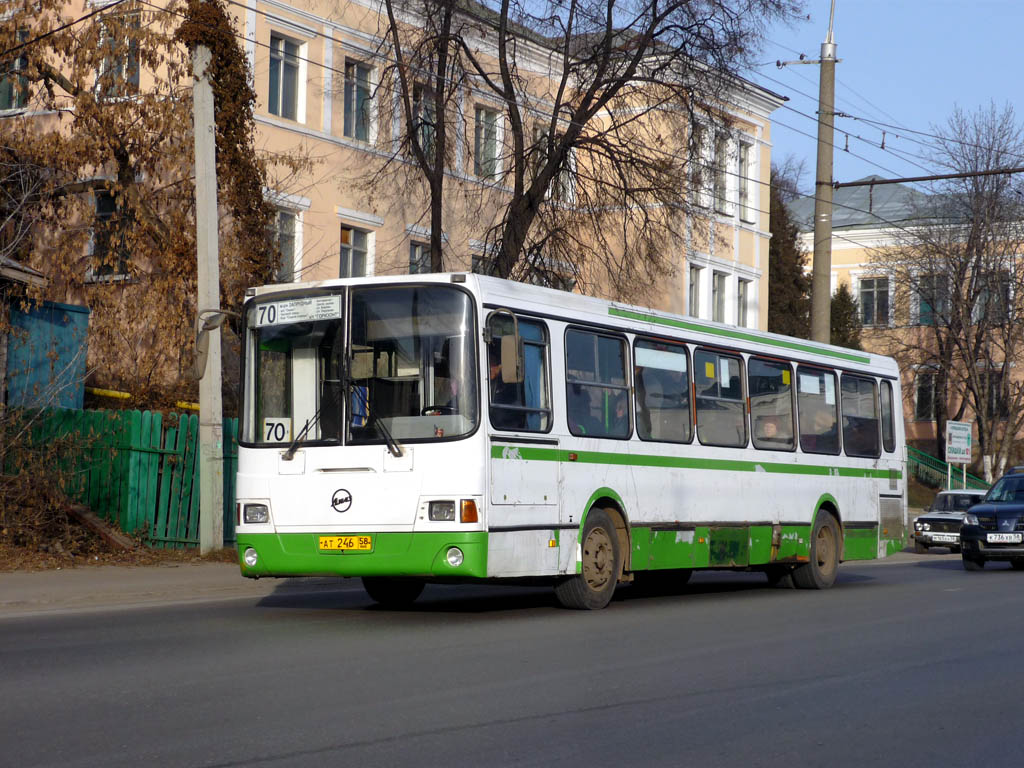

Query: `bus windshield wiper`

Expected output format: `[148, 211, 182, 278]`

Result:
[348, 380, 404, 458]
[282, 408, 322, 461]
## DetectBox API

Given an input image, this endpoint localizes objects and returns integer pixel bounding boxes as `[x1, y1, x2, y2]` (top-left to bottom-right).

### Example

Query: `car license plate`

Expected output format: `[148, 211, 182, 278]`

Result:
[931, 533, 958, 543]
[319, 535, 372, 551]
[986, 533, 1023, 544]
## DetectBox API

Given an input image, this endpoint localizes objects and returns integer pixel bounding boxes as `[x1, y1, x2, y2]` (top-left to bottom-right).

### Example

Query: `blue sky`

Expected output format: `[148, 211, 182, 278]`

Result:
[749, 0, 1022, 193]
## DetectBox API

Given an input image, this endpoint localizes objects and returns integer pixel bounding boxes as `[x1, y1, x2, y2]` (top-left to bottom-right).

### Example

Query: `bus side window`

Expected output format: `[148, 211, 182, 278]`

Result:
[486, 315, 552, 432]
[880, 380, 896, 453]
[841, 374, 880, 458]
[797, 367, 840, 455]
[634, 338, 691, 443]
[693, 349, 746, 447]
[749, 357, 795, 451]
[565, 328, 630, 439]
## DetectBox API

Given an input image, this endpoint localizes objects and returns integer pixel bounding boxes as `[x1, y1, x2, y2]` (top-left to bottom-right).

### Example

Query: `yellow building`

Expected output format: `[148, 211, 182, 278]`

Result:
[241, 0, 785, 329]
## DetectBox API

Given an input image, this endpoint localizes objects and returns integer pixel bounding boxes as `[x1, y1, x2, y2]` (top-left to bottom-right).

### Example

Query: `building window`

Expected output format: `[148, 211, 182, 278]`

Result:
[737, 278, 750, 327]
[915, 370, 936, 421]
[982, 369, 1009, 420]
[532, 127, 575, 202]
[474, 106, 498, 178]
[973, 270, 1011, 324]
[409, 241, 430, 274]
[0, 29, 29, 110]
[859, 276, 889, 327]
[97, 14, 140, 99]
[918, 273, 948, 326]
[270, 210, 296, 282]
[89, 189, 131, 280]
[688, 265, 702, 317]
[340, 226, 368, 278]
[713, 133, 730, 214]
[738, 141, 754, 223]
[413, 83, 436, 157]
[269, 34, 300, 120]
[343, 60, 371, 141]
[712, 271, 727, 323]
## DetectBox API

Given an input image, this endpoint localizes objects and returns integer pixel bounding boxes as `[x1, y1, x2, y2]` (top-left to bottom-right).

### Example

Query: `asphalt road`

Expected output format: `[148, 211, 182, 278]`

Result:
[2, 552, 1021, 768]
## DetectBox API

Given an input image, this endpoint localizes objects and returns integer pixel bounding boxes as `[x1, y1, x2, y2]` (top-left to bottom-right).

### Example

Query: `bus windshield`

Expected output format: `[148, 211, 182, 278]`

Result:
[241, 285, 478, 447]
[349, 285, 477, 443]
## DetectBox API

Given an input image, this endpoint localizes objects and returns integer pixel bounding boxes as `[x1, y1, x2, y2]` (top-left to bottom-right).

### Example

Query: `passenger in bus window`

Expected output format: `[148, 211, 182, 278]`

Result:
[488, 341, 523, 429]
[608, 391, 629, 437]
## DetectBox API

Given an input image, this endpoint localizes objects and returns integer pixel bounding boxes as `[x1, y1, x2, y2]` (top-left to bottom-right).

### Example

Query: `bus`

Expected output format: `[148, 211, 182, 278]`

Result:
[234, 273, 906, 609]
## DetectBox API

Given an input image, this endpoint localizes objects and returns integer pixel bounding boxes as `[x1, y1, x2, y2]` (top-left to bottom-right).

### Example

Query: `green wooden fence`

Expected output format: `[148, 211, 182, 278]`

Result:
[27, 408, 238, 548]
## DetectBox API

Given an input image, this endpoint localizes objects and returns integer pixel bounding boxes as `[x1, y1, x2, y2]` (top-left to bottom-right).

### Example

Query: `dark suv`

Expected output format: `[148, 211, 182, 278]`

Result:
[960, 469, 1024, 571]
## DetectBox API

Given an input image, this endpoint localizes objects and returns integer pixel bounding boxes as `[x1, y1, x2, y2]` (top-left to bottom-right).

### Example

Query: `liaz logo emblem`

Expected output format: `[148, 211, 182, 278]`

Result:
[331, 489, 353, 513]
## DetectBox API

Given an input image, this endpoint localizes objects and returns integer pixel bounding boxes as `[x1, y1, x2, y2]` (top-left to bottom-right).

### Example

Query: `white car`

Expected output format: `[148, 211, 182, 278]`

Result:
[912, 489, 988, 553]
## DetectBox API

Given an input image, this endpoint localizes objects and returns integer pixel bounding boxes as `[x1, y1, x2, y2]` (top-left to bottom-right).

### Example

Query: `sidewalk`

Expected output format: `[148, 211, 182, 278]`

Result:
[0, 562, 350, 619]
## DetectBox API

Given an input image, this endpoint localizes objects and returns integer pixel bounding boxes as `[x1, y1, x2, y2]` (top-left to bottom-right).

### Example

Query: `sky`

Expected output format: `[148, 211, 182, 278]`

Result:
[748, 0, 1023, 194]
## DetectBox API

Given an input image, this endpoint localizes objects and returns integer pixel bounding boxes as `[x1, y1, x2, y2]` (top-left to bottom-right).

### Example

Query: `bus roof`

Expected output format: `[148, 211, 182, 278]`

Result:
[246, 272, 899, 377]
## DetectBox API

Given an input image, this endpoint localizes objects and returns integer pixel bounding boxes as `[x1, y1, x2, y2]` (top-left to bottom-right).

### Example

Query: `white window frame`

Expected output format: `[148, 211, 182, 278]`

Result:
[858, 275, 890, 328]
[688, 264, 704, 318]
[340, 225, 372, 278]
[738, 140, 755, 223]
[343, 58, 374, 142]
[473, 104, 501, 179]
[268, 32, 307, 123]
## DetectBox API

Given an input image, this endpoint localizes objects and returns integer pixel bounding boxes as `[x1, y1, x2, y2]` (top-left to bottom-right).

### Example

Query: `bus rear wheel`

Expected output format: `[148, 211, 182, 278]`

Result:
[362, 577, 425, 607]
[555, 509, 620, 610]
[793, 513, 840, 590]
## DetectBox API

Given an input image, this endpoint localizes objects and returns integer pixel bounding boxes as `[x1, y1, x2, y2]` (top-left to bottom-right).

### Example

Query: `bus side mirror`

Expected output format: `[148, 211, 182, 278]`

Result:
[500, 334, 523, 384]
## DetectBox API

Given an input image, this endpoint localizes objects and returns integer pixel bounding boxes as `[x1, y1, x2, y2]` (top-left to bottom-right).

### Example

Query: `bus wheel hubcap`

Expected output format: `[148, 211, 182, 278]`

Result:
[817, 525, 836, 576]
[584, 527, 613, 590]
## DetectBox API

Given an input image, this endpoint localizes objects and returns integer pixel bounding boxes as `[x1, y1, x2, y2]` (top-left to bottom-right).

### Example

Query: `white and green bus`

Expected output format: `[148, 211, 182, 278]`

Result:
[235, 273, 906, 609]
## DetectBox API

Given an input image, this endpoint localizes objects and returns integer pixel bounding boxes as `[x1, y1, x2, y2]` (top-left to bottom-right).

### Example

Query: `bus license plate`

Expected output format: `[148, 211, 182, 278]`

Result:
[319, 535, 372, 551]
[986, 533, 1022, 544]
[931, 533, 958, 543]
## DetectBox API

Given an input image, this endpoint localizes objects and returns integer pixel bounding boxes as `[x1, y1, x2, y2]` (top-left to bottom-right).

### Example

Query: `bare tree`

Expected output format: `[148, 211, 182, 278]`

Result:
[868, 103, 1024, 475]
[368, 0, 801, 298]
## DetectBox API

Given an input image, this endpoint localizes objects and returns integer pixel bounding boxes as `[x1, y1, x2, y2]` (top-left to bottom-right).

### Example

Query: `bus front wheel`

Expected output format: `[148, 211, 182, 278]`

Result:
[362, 577, 425, 607]
[555, 509, 621, 610]
[793, 513, 840, 590]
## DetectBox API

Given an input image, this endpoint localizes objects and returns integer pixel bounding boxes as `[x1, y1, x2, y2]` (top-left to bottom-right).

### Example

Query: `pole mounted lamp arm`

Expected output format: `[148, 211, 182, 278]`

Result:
[192, 308, 240, 380]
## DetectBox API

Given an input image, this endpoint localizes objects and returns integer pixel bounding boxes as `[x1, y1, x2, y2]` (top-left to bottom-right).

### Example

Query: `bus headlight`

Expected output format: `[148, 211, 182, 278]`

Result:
[244, 548, 259, 567]
[446, 547, 464, 567]
[429, 501, 456, 521]
[244, 504, 270, 524]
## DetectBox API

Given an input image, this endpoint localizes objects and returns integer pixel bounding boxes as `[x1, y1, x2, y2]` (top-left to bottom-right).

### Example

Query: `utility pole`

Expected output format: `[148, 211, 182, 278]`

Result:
[192, 41, 224, 553]
[810, 0, 838, 344]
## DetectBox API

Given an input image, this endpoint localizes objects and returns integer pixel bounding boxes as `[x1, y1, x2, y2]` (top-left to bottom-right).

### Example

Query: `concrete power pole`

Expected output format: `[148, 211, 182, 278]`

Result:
[192, 43, 224, 553]
[810, 1, 838, 344]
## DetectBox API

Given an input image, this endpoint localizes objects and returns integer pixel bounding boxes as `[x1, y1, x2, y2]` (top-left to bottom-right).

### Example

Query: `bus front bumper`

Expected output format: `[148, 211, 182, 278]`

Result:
[236, 531, 488, 579]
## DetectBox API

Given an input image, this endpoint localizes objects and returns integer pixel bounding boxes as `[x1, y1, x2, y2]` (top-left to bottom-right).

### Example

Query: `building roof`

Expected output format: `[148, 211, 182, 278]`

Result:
[0, 256, 46, 287]
[787, 175, 932, 232]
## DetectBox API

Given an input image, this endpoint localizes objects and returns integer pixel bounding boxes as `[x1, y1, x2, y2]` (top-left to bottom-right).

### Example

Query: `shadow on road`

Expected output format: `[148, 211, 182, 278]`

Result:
[253, 566, 880, 615]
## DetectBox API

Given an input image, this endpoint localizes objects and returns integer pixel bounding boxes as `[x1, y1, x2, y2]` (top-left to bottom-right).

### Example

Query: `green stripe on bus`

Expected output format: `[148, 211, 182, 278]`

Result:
[843, 527, 879, 560]
[490, 445, 901, 480]
[236, 531, 488, 579]
[608, 307, 873, 364]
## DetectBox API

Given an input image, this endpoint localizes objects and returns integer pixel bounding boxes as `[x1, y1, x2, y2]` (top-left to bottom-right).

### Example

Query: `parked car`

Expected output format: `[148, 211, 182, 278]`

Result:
[912, 488, 988, 553]
[960, 469, 1024, 570]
